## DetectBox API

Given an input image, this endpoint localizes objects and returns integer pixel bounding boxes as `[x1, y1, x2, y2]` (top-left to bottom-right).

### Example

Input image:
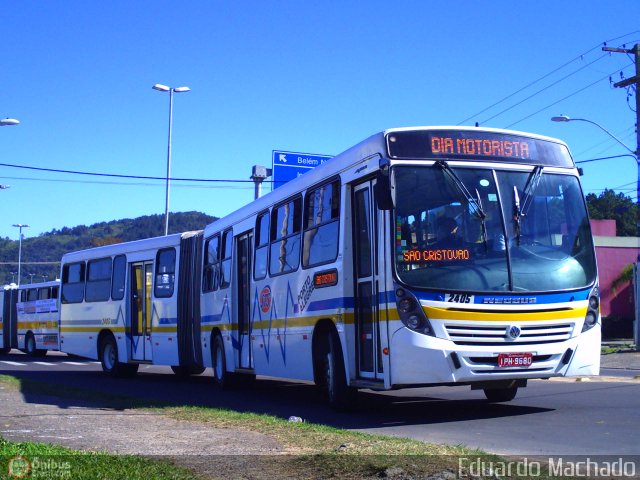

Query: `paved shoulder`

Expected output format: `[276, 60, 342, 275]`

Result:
[0, 383, 283, 465]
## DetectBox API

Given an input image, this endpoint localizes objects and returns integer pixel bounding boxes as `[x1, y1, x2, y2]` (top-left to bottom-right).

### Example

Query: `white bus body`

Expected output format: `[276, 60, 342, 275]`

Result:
[59, 127, 601, 407]
[1, 284, 19, 354]
[59, 233, 205, 376]
[16, 280, 61, 356]
[200, 126, 600, 406]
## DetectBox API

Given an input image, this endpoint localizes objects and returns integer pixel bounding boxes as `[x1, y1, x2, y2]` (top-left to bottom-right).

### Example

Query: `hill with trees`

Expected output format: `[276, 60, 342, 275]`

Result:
[0, 211, 216, 285]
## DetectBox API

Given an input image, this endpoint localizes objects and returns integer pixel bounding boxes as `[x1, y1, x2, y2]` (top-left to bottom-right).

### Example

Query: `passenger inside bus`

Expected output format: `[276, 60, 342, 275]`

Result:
[433, 216, 463, 249]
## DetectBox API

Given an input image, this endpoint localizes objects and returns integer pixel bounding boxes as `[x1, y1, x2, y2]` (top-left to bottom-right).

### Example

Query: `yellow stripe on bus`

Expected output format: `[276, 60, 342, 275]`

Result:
[17, 321, 58, 329]
[423, 305, 587, 322]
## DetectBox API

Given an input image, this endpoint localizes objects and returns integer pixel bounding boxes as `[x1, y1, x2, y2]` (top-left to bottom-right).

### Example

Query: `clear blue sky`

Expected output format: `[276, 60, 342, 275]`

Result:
[1, 1, 638, 240]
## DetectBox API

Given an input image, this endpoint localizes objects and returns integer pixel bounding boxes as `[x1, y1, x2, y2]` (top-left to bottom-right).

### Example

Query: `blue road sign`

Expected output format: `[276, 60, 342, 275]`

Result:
[271, 150, 333, 189]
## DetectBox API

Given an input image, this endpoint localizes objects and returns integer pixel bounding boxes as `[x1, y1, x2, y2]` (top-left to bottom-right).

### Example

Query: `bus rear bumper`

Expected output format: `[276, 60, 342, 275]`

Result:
[388, 325, 601, 387]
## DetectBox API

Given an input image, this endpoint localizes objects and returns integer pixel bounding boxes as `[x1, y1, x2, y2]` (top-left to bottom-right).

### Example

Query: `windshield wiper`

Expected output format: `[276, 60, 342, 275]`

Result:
[513, 166, 543, 246]
[513, 186, 521, 246]
[435, 160, 488, 246]
[520, 166, 543, 217]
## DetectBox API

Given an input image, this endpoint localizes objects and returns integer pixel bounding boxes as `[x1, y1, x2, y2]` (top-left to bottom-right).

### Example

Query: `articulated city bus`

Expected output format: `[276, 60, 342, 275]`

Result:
[0, 281, 60, 356]
[0, 285, 19, 354]
[59, 126, 600, 408]
[16, 280, 61, 356]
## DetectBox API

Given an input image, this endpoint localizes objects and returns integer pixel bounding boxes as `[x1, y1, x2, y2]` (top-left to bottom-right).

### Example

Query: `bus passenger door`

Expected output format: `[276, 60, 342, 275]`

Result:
[352, 181, 384, 381]
[235, 232, 253, 370]
[130, 261, 153, 362]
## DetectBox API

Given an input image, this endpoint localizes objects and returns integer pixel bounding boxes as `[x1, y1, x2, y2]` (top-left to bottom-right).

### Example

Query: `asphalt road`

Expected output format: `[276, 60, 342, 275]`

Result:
[1, 351, 638, 457]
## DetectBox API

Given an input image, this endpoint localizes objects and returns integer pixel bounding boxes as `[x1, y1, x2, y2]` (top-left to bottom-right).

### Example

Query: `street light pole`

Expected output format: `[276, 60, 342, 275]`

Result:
[12, 224, 29, 286]
[152, 84, 190, 236]
[551, 115, 640, 206]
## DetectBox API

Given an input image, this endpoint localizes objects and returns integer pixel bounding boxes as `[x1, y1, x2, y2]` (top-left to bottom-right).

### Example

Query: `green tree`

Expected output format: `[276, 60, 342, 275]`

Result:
[586, 189, 639, 237]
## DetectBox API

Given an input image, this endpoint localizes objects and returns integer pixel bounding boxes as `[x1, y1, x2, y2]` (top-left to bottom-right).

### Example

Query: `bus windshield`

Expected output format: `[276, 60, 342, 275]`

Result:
[393, 165, 596, 293]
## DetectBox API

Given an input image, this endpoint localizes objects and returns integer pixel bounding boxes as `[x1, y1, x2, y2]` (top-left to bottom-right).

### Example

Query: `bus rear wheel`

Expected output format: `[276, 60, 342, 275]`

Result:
[484, 386, 518, 402]
[212, 334, 234, 390]
[25, 333, 46, 357]
[100, 335, 138, 378]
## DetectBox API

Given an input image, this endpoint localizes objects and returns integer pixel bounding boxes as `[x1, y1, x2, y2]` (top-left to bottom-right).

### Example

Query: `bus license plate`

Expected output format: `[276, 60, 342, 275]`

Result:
[498, 353, 533, 368]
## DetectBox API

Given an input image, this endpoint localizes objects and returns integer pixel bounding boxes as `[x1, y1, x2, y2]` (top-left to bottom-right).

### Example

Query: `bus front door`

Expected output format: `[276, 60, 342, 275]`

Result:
[130, 261, 153, 362]
[352, 181, 384, 381]
[235, 232, 253, 370]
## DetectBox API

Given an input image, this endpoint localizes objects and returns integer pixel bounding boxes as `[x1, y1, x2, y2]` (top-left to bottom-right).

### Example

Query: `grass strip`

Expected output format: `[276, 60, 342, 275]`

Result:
[0, 374, 571, 479]
[0, 437, 197, 480]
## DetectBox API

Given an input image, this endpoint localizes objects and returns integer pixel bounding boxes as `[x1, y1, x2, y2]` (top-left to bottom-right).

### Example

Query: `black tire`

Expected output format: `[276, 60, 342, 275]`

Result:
[171, 365, 206, 377]
[0, 347, 10, 355]
[100, 335, 138, 378]
[25, 333, 47, 357]
[323, 331, 357, 410]
[212, 334, 234, 389]
[484, 386, 518, 402]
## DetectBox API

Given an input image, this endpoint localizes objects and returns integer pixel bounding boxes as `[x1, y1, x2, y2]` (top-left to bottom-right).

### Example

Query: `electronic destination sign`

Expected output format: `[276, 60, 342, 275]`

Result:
[386, 130, 574, 167]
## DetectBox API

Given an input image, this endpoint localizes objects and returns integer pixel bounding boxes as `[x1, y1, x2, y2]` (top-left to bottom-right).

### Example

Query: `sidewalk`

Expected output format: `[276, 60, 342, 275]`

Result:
[600, 341, 640, 370]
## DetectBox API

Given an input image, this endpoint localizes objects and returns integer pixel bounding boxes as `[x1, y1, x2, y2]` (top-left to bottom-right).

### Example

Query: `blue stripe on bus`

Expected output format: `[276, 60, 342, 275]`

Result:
[409, 287, 593, 304]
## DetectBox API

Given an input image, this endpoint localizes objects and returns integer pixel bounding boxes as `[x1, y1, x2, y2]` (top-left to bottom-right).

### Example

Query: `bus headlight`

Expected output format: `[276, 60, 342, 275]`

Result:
[582, 285, 600, 333]
[395, 287, 434, 336]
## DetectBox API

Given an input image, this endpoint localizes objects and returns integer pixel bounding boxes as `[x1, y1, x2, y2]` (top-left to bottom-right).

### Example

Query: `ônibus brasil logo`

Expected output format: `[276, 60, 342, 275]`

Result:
[8, 455, 31, 479]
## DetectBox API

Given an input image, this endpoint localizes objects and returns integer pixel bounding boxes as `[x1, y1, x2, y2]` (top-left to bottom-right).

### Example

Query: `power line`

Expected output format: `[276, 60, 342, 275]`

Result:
[575, 154, 638, 164]
[457, 30, 640, 126]
[503, 68, 624, 128]
[0, 175, 255, 190]
[0, 162, 273, 184]
[479, 54, 608, 126]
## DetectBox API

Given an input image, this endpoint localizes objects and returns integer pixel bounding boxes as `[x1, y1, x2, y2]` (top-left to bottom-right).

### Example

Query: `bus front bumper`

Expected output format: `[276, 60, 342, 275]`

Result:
[388, 324, 601, 387]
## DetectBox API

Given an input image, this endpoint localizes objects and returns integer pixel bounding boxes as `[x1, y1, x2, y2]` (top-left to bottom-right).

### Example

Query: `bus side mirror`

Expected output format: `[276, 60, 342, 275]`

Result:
[375, 171, 394, 210]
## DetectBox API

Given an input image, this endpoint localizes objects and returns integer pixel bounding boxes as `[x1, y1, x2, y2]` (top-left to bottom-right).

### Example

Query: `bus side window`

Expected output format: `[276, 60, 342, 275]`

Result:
[38, 287, 51, 300]
[220, 229, 233, 289]
[111, 255, 126, 300]
[27, 288, 38, 302]
[86, 257, 113, 302]
[254, 211, 269, 280]
[155, 248, 176, 298]
[270, 196, 301, 276]
[303, 180, 340, 268]
[203, 235, 221, 292]
[61, 262, 86, 304]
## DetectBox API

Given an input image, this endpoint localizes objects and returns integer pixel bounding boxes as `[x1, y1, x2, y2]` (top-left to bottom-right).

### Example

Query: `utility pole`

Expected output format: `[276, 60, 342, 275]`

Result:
[603, 43, 640, 350]
[602, 43, 640, 203]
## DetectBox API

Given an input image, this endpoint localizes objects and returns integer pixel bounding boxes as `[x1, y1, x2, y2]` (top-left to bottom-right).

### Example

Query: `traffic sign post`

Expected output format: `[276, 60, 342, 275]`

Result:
[271, 150, 333, 190]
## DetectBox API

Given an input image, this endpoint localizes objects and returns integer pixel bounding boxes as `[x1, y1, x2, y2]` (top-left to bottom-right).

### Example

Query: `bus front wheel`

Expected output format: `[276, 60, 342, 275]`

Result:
[484, 386, 518, 402]
[323, 331, 357, 410]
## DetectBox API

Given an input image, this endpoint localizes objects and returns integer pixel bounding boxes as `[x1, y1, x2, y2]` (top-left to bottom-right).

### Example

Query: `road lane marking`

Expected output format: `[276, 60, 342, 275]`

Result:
[0, 361, 26, 366]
